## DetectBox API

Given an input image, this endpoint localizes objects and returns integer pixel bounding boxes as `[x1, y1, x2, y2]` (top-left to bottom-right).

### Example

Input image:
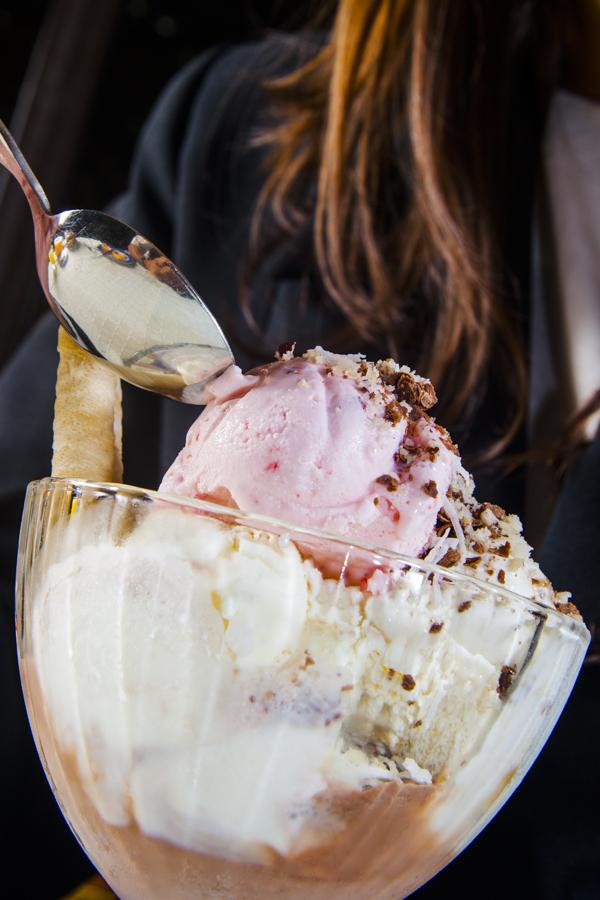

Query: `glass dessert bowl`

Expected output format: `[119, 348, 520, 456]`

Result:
[17, 477, 589, 900]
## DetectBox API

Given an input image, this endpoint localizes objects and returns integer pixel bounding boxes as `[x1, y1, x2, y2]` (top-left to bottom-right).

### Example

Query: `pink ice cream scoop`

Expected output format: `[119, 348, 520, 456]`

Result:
[160, 349, 459, 558]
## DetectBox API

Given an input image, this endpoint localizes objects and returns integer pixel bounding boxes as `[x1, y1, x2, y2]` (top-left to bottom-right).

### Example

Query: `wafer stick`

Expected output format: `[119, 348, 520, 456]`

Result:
[52, 327, 123, 482]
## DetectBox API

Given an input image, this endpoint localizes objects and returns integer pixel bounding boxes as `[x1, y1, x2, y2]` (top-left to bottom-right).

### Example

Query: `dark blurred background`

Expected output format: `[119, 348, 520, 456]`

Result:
[0, 0, 309, 371]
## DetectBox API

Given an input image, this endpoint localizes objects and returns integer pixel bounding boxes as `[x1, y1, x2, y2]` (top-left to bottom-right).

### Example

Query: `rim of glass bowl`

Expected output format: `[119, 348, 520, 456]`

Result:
[28, 476, 589, 638]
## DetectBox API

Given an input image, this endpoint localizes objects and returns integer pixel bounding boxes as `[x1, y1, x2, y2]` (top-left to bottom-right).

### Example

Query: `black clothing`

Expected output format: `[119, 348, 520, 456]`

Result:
[1, 44, 598, 897]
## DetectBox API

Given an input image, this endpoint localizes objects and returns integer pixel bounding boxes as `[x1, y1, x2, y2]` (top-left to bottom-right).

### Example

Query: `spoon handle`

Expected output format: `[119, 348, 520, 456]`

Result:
[0, 118, 51, 216]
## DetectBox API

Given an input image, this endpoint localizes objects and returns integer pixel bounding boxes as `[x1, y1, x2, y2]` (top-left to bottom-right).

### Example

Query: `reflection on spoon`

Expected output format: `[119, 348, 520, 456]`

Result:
[0, 119, 234, 403]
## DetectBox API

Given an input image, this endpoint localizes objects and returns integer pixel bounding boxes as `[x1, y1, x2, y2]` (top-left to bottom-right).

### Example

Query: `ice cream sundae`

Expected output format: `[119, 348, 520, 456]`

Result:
[17, 337, 589, 899]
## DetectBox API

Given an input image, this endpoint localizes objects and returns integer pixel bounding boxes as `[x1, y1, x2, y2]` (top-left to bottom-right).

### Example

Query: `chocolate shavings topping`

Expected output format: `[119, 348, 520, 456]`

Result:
[497, 665, 516, 698]
[275, 340, 296, 360]
[494, 542, 511, 558]
[422, 480, 438, 499]
[384, 400, 407, 425]
[439, 548, 461, 568]
[392, 372, 438, 410]
[376, 474, 399, 492]
[401, 674, 416, 691]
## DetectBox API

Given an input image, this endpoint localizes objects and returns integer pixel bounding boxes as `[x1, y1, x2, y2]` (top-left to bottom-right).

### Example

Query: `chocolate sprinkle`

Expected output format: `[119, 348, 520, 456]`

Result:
[300, 652, 315, 669]
[429, 621, 444, 633]
[401, 674, 416, 691]
[439, 548, 461, 568]
[422, 480, 438, 498]
[494, 542, 511, 558]
[376, 474, 399, 492]
[275, 340, 296, 359]
[384, 400, 407, 425]
[497, 665, 516, 698]
[435, 509, 453, 535]
[476, 502, 506, 522]
[458, 600, 472, 613]
[393, 372, 438, 409]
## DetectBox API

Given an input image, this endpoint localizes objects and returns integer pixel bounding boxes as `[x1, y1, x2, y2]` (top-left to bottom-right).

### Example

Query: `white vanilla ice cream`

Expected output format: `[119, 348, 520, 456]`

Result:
[30, 482, 585, 864]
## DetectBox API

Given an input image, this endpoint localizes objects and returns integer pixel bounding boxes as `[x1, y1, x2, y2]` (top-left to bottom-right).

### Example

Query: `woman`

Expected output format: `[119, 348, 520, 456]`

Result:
[1, 1, 598, 895]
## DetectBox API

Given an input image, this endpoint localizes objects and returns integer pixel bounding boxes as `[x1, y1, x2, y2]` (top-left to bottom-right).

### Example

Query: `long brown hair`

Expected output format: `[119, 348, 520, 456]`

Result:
[247, 0, 568, 459]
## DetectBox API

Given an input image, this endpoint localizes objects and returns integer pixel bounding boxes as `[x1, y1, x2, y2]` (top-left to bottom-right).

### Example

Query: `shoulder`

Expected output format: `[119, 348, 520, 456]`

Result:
[143, 36, 320, 160]
[111, 38, 318, 243]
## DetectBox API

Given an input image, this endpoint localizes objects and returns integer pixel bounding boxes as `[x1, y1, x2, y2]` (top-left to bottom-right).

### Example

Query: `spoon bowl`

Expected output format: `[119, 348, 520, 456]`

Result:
[0, 119, 234, 402]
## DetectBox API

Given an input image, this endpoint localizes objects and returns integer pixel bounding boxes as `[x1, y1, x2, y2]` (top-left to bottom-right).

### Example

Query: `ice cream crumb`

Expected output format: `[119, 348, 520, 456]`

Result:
[401, 758, 433, 785]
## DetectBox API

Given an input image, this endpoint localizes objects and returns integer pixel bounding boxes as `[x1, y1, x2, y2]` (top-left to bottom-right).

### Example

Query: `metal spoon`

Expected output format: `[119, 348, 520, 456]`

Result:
[0, 119, 234, 403]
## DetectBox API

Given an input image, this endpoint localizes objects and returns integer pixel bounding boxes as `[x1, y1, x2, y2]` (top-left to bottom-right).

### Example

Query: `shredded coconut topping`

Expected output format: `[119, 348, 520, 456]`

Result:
[302, 347, 438, 415]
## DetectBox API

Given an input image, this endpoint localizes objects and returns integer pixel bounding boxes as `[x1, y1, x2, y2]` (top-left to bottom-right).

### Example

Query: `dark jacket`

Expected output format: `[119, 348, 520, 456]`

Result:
[1, 44, 598, 898]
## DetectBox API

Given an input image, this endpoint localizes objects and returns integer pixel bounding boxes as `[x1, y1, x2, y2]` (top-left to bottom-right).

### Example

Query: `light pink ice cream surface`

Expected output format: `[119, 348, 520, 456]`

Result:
[160, 350, 459, 559]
